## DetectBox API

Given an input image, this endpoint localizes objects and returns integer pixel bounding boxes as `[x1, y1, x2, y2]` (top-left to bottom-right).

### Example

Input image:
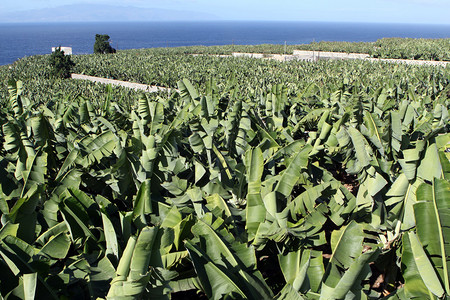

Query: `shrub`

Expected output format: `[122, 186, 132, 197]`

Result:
[94, 34, 116, 54]
[49, 47, 75, 79]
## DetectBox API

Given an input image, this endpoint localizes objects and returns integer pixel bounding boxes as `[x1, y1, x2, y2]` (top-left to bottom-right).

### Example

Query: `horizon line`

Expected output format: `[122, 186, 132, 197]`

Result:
[1, 20, 450, 26]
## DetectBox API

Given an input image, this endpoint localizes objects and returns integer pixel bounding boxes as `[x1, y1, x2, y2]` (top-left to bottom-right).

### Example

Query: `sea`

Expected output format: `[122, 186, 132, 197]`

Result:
[1, 21, 450, 66]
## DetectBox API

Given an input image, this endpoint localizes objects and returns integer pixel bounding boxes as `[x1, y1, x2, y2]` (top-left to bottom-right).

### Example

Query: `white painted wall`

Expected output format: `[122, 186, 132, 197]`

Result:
[52, 47, 72, 55]
[232, 52, 265, 58]
[293, 50, 369, 60]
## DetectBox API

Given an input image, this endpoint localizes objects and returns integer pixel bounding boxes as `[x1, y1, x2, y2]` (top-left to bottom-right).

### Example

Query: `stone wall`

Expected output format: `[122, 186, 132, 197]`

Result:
[232, 52, 266, 59]
[71, 74, 175, 93]
[291, 50, 448, 66]
[292, 50, 370, 61]
[365, 58, 448, 67]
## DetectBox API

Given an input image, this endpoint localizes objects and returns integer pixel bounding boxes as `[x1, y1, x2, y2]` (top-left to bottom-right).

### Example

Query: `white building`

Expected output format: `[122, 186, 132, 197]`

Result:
[51, 47, 72, 55]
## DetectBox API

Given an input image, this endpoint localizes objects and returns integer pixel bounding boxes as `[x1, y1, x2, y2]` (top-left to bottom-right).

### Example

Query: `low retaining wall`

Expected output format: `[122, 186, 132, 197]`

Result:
[232, 52, 266, 59]
[191, 54, 231, 57]
[365, 58, 448, 67]
[232, 51, 370, 62]
[71, 74, 176, 93]
[231, 51, 449, 66]
[271, 54, 300, 62]
[233, 53, 308, 61]
[293, 50, 370, 61]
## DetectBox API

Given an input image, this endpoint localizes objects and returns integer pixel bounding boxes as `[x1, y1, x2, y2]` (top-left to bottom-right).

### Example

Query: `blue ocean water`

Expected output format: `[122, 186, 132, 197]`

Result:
[0, 21, 449, 65]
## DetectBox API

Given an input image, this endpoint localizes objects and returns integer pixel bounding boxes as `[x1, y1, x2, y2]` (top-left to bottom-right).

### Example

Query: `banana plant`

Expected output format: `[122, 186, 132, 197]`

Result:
[185, 213, 273, 300]
[107, 226, 165, 299]
[399, 179, 450, 299]
[0, 46, 449, 299]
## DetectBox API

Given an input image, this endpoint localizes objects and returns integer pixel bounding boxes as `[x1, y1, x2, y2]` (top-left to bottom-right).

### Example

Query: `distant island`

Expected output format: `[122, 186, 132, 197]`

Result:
[0, 4, 219, 23]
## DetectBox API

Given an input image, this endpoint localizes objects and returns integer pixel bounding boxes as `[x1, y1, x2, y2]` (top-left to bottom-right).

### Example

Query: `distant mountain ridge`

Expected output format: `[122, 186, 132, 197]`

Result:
[0, 4, 219, 23]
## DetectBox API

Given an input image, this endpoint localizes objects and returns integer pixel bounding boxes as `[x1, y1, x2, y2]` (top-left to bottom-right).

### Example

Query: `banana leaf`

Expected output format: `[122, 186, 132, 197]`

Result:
[245, 147, 266, 239]
[186, 215, 273, 300]
[413, 178, 450, 296]
[107, 226, 160, 299]
[320, 221, 380, 299]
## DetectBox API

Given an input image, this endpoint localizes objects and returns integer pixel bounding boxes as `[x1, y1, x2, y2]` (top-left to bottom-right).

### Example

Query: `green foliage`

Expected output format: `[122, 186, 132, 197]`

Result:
[48, 47, 75, 79]
[94, 34, 116, 54]
[371, 38, 450, 61]
[295, 38, 450, 61]
[0, 42, 449, 299]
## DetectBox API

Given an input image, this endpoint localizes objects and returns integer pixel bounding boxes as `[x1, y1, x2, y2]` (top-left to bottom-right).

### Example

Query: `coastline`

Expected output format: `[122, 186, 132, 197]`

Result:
[2, 21, 450, 65]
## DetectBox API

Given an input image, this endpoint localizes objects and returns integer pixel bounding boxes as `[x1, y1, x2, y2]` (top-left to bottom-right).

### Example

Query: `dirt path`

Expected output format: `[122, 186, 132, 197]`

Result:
[71, 74, 177, 93]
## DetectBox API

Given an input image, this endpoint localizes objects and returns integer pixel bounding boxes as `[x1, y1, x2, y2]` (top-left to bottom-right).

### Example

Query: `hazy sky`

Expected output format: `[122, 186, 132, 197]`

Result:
[1, 0, 449, 24]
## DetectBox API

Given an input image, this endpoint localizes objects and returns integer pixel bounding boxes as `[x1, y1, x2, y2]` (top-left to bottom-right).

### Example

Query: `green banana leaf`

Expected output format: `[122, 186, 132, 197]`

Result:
[275, 145, 312, 198]
[245, 147, 266, 239]
[107, 227, 160, 299]
[320, 221, 380, 299]
[408, 232, 444, 298]
[413, 178, 450, 296]
[278, 248, 311, 293]
[186, 215, 273, 300]
[401, 231, 431, 299]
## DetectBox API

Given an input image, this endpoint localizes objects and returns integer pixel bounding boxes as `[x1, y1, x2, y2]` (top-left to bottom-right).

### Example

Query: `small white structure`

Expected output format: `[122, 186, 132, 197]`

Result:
[52, 47, 72, 55]
[292, 50, 369, 61]
[232, 52, 265, 59]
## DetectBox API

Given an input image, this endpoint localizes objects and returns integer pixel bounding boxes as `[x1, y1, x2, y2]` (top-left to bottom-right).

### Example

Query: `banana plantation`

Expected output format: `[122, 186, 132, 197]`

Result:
[0, 44, 449, 299]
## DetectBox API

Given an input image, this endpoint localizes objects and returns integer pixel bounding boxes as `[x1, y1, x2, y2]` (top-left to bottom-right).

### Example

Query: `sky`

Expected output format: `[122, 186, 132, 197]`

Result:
[1, 0, 449, 24]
